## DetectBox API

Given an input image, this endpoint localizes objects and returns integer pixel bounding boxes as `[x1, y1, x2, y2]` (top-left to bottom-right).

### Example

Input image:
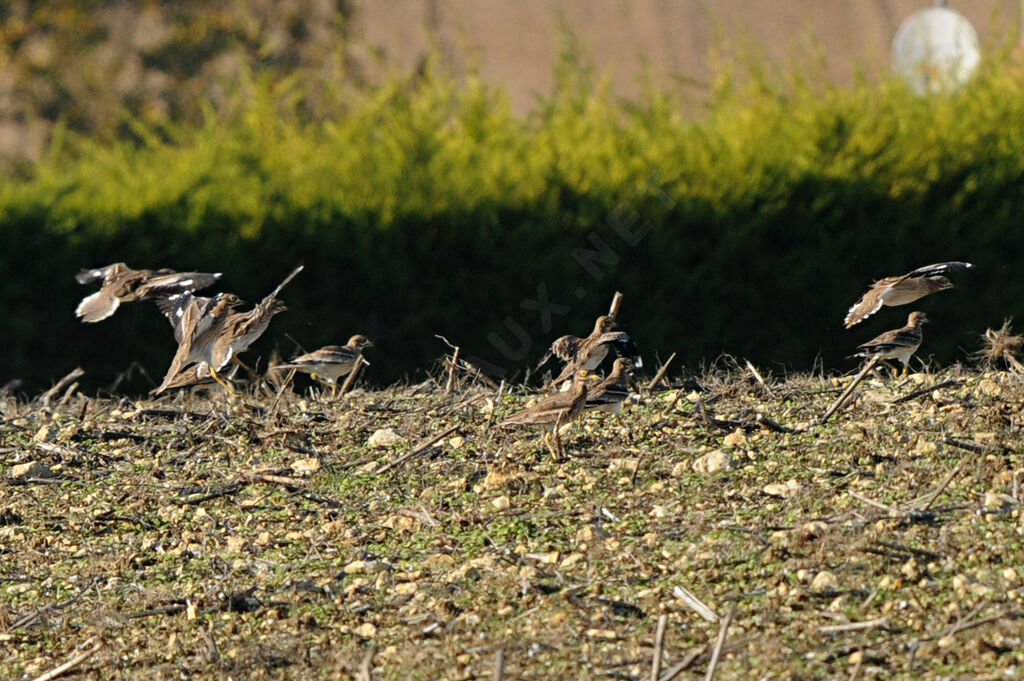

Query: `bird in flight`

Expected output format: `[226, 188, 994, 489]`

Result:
[75, 263, 221, 323]
[844, 262, 972, 328]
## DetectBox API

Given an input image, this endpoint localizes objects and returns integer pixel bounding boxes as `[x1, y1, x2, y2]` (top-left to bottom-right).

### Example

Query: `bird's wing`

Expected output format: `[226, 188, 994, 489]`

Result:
[603, 333, 642, 368]
[899, 261, 973, 281]
[75, 290, 120, 323]
[267, 265, 304, 301]
[137, 271, 222, 298]
[154, 297, 206, 393]
[282, 346, 357, 367]
[843, 287, 886, 328]
[156, 293, 211, 344]
[75, 263, 127, 285]
[537, 335, 578, 372]
[858, 327, 921, 352]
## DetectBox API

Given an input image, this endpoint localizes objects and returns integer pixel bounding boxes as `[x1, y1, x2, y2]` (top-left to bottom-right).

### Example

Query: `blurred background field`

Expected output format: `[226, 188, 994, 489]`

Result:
[1, 1, 1023, 393]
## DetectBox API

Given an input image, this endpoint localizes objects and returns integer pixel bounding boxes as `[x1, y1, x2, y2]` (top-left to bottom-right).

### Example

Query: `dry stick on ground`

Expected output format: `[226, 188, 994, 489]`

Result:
[250, 473, 309, 489]
[744, 359, 775, 398]
[818, 616, 890, 634]
[658, 644, 708, 681]
[608, 291, 623, 319]
[819, 355, 880, 424]
[485, 380, 506, 429]
[943, 437, 997, 454]
[917, 461, 963, 513]
[662, 389, 687, 415]
[40, 367, 84, 409]
[6, 597, 79, 632]
[891, 378, 959, 404]
[337, 357, 365, 398]
[358, 645, 376, 681]
[936, 607, 1018, 642]
[849, 491, 902, 515]
[650, 614, 668, 681]
[493, 648, 505, 681]
[127, 603, 188, 619]
[646, 353, 677, 392]
[754, 413, 802, 434]
[57, 381, 80, 408]
[30, 636, 101, 681]
[374, 424, 460, 474]
[704, 607, 733, 681]
[445, 345, 461, 394]
[673, 585, 718, 623]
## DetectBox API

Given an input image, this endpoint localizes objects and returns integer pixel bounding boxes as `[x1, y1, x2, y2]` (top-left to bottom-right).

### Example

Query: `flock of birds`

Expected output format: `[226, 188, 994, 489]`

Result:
[75, 264, 371, 399]
[73, 259, 974, 458]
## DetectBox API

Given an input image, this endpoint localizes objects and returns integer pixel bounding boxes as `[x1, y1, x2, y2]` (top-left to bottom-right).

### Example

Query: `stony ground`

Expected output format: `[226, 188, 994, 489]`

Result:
[2, 363, 1024, 680]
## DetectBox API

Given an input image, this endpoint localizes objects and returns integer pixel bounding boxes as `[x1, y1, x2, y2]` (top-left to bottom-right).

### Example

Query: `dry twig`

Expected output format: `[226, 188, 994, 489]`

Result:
[374, 425, 459, 474]
[650, 614, 668, 681]
[30, 637, 101, 681]
[646, 353, 677, 391]
[820, 355, 879, 424]
[704, 607, 733, 681]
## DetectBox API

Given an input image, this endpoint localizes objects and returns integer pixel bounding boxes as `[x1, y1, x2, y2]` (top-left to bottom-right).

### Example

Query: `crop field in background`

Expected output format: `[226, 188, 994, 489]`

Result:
[3, 361, 1024, 680]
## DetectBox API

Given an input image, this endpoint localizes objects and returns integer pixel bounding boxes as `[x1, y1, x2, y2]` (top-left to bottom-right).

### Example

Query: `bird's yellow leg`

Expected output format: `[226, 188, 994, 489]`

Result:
[553, 426, 565, 462]
[541, 431, 555, 460]
[876, 359, 899, 379]
[231, 356, 258, 378]
[210, 365, 240, 398]
[543, 430, 563, 462]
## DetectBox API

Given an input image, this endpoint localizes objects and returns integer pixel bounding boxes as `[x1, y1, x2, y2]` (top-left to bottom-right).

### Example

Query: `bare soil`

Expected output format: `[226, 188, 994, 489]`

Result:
[3, 364, 1024, 679]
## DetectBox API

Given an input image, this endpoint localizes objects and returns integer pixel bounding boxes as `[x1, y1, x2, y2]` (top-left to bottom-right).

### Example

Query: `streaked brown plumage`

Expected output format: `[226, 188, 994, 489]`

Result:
[157, 361, 240, 392]
[584, 358, 633, 415]
[75, 263, 221, 323]
[500, 376, 588, 460]
[851, 311, 928, 374]
[844, 262, 972, 328]
[152, 292, 241, 394]
[153, 266, 303, 395]
[548, 315, 643, 384]
[273, 335, 374, 397]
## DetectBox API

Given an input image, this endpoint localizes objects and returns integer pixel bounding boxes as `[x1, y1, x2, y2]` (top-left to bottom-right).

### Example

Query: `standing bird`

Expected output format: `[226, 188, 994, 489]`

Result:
[851, 311, 928, 376]
[151, 292, 242, 394]
[75, 263, 221, 323]
[541, 315, 643, 384]
[499, 375, 589, 460]
[153, 266, 303, 396]
[844, 262, 972, 328]
[156, 292, 242, 345]
[584, 358, 634, 415]
[272, 335, 374, 397]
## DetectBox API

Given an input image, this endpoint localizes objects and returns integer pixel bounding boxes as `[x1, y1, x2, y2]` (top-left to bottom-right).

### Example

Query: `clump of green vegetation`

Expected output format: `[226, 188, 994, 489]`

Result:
[3, 39, 1024, 391]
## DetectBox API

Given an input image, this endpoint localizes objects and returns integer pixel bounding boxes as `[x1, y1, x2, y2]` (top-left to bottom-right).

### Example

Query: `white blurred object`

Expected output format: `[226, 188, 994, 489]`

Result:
[892, 6, 980, 95]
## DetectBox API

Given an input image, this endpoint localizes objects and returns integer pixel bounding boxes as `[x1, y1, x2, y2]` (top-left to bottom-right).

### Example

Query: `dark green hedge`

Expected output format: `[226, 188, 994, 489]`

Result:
[2, 59, 1023, 393]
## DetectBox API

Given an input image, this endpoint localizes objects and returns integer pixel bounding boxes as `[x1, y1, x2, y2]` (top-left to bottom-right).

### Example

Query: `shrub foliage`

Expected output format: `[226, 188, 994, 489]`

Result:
[3, 50, 1024, 391]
